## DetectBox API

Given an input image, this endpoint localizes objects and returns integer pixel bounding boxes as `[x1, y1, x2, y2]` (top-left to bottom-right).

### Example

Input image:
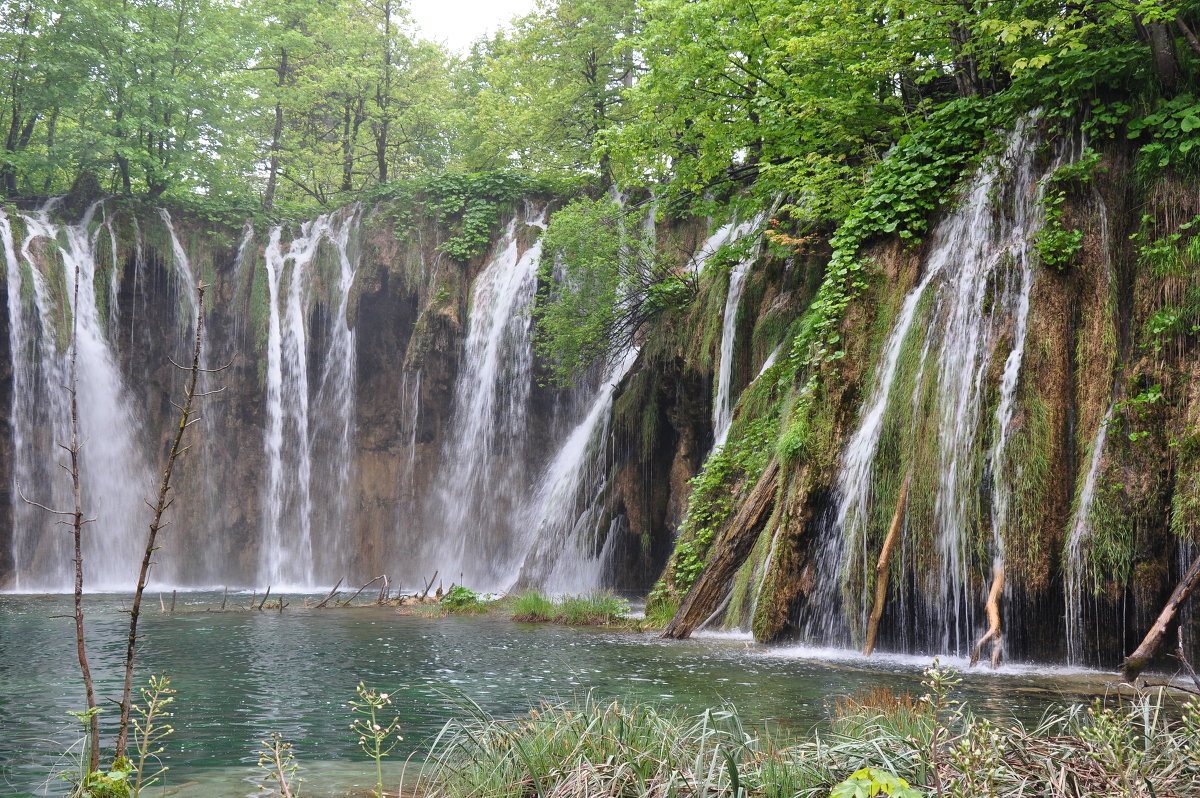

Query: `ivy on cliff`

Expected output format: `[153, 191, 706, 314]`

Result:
[374, 172, 561, 262]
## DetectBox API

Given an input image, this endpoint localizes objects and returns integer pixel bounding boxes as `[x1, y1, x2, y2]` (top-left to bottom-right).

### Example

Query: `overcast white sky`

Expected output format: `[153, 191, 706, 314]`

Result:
[407, 0, 538, 53]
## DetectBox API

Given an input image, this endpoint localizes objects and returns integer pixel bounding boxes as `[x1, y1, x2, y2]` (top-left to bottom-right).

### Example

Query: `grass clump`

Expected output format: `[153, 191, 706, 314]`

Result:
[509, 591, 555, 623]
[509, 591, 629, 626]
[554, 593, 629, 626]
[642, 596, 679, 629]
[417, 665, 1200, 798]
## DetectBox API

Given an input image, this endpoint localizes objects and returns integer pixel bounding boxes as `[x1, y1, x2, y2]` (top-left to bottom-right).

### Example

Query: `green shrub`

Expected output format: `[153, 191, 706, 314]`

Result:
[509, 591, 555, 623]
[440, 585, 487, 613]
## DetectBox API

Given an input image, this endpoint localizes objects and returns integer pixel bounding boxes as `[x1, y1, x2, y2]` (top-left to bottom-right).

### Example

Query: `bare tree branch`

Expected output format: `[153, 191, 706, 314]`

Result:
[115, 281, 212, 760]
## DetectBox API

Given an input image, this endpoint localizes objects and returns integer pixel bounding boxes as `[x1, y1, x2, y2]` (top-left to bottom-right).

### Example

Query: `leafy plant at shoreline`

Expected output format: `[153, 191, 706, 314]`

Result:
[440, 584, 488, 613]
[830, 768, 921, 798]
[349, 683, 403, 798]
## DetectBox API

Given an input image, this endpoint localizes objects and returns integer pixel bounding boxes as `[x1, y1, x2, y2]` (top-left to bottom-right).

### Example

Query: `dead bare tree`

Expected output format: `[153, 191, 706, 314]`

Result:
[20, 260, 101, 773]
[67, 265, 100, 774]
[114, 282, 221, 761]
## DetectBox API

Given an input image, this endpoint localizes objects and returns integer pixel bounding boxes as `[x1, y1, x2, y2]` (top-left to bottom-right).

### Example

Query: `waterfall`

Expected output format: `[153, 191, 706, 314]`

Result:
[158, 209, 205, 331]
[3, 202, 153, 591]
[399, 368, 422, 502]
[677, 215, 764, 447]
[712, 217, 764, 447]
[420, 209, 545, 590]
[514, 345, 641, 592]
[801, 121, 1056, 653]
[258, 205, 361, 589]
[1064, 402, 1114, 664]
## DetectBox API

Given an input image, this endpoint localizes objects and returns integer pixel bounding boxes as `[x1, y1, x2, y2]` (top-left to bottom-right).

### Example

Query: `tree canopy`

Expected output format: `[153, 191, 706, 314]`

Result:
[0, 0, 1197, 219]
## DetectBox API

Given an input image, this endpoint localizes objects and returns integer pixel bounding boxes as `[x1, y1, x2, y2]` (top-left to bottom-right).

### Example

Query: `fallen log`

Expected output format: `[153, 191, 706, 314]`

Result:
[863, 471, 911, 656]
[1122, 552, 1200, 683]
[970, 562, 1005, 668]
[662, 460, 780, 640]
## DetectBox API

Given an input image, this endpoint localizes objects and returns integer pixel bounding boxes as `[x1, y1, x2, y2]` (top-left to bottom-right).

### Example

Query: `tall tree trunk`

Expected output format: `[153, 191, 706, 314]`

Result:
[41, 106, 59, 193]
[342, 102, 354, 193]
[1135, 15, 1180, 89]
[264, 49, 288, 213]
[375, 0, 392, 184]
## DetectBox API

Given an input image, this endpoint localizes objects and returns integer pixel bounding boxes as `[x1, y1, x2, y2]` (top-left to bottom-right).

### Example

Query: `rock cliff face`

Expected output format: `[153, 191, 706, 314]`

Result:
[7, 127, 1194, 669]
[667, 129, 1200, 668]
[0, 198, 737, 595]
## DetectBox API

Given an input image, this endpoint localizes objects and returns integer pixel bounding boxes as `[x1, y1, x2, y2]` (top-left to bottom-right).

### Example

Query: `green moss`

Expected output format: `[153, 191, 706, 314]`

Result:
[999, 395, 1052, 585]
[247, 250, 271, 383]
[691, 264, 730, 374]
[1171, 434, 1200, 542]
[1088, 472, 1139, 590]
[725, 523, 774, 629]
[612, 371, 661, 462]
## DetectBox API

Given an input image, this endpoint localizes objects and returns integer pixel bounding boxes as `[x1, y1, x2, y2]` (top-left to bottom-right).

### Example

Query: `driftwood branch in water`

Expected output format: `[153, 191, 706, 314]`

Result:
[420, 570, 439, 600]
[1122, 552, 1200, 682]
[662, 460, 780, 640]
[339, 575, 386, 606]
[864, 472, 911, 656]
[314, 578, 344, 608]
[970, 562, 1005, 668]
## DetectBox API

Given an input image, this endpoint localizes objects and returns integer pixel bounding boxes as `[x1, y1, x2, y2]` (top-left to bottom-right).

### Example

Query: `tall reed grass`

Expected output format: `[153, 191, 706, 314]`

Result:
[415, 666, 1200, 798]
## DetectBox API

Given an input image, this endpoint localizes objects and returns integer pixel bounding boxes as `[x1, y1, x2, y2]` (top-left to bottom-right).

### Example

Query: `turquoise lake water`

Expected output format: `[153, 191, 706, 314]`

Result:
[0, 593, 1124, 797]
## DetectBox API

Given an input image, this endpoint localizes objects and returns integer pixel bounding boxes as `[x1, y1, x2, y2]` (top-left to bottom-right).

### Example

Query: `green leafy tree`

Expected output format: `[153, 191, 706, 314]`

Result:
[449, 0, 637, 182]
[534, 196, 684, 383]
